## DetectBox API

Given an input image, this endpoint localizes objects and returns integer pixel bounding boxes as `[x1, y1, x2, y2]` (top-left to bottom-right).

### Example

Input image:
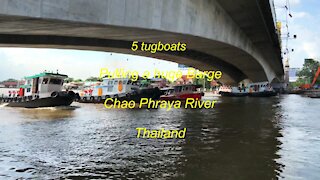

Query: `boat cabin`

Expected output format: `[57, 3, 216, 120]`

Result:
[160, 84, 203, 100]
[164, 84, 201, 95]
[88, 77, 139, 97]
[20, 72, 67, 98]
[248, 81, 272, 93]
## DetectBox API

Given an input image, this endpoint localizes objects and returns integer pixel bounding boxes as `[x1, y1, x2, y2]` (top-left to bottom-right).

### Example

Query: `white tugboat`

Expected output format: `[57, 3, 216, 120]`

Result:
[219, 82, 277, 97]
[0, 72, 76, 108]
[78, 77, 161, 103]
[247, 82, 277, 97]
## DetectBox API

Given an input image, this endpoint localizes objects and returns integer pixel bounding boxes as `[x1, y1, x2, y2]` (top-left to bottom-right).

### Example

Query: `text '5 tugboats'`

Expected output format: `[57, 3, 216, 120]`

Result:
[0, 72, 76, 108]
[219, 82, 277, 97]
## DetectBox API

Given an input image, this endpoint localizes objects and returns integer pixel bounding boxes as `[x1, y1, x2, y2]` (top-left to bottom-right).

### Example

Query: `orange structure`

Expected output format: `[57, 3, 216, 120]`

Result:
[300, 66, 320, 89]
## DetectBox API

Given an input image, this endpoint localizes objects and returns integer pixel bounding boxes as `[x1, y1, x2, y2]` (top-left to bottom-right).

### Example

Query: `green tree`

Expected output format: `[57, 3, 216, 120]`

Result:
[297, 58, 320, 84]
[289, 78, 305, 88]
[74, 79, 83, 82]
[193, 76, 212, 89]
[86, 77, 102, 82]
[64, 77, 74, 83]
[3, 78, 18, 82]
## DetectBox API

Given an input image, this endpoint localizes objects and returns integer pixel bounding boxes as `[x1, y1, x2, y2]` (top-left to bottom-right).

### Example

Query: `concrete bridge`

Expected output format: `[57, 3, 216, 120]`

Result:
[0, 0, 283, 84]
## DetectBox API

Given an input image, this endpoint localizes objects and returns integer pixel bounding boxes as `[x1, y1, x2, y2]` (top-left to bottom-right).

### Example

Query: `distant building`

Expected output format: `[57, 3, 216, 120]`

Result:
[210, 80, 220, 87]
[174, 75, 193, 85]
[1, 81, 18, 88]
[149, 78, 169, 88]
[0, 80, 25, 88]
[289, 68, 300, 82]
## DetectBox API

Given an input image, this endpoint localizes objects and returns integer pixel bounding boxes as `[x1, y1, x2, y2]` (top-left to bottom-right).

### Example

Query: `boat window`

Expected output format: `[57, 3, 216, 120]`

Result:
[27, 88, 31, 92]
[108, 81, 113, 85]
[42, 78, 49, 84]
[114, 80, 118, 85]
[49, 78, 62, 85]
[175, 86, 182, 92]
[166, 89, 174, 95]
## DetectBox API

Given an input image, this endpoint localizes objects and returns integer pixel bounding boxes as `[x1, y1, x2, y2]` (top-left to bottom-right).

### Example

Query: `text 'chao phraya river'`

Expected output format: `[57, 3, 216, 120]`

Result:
[0, 95, 319, 179]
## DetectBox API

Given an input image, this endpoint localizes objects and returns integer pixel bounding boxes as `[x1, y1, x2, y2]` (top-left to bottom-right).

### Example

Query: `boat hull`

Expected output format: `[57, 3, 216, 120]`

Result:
[3, 92, 75, 108]
[248, 91, 277, 97]
[309, 95, 320, 98]
[220, 91, 277, 97]
[305, 90, 320, 98]
[288, 90, 303, 94]
[131, 87, 162, 101]
[78, 87, 162, 103]
[220, 91, 248, 97]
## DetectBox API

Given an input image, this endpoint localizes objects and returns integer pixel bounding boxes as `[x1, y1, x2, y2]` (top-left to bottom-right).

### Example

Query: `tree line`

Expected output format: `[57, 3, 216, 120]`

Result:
[291, 58, 320, 87]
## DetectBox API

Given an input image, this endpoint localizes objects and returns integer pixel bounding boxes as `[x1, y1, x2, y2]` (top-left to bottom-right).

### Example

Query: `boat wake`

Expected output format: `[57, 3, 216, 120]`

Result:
[0, 103, 8, 108]
[0, 104, 79, 110]
[35, 106, 80, 110]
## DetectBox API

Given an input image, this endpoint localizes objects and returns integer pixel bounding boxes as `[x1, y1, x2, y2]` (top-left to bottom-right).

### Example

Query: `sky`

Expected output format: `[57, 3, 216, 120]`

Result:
[0, 0, 319, 81]
[275, 0, 320, 67]
[0, 48, 178, 81]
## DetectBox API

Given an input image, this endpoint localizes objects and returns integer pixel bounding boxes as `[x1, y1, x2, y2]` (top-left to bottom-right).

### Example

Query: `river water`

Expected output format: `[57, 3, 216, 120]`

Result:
[0, 95, 319, 179]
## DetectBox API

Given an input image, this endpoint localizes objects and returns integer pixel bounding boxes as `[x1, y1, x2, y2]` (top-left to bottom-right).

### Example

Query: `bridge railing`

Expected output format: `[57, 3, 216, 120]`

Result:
[269, 0, 277, 27]
[269, 0, 282, 51]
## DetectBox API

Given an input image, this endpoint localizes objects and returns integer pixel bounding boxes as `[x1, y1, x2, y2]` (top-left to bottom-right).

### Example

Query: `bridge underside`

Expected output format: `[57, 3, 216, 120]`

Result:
[0, 15, 272, 84]
[0, 0, 284, 84]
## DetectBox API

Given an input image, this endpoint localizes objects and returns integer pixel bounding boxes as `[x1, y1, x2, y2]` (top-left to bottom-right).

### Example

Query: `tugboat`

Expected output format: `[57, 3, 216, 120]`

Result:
[247, 82, 277, 97]
[160, 84, 203, 101]
[218, 85, 248, 97]
[219, 82, 277, 97]
[0, 72, 76, 108]
[130, 79, 162, 102]
[78, 76, 162, 103]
